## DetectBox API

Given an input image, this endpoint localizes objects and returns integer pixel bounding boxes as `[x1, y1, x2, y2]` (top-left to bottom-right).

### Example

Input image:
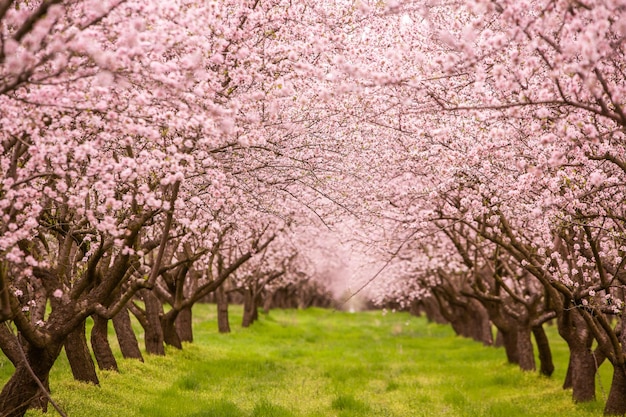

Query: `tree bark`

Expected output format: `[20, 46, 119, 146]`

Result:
[533, 325, 554, 377]
[216, 285, 231, 333]
[516, 326, 536, 372]
[242, 289, 259, 328]
[557, 305, 601, 402]
[604, 313, 626, 415]
[605, 363, 626, 415]
[175, 306, 193, 343]
[0, 341, 62, 417]
[499, 328, 520, 365]
[112, 305, 143, 361]
[64, 320, 99, 384]
[142, 289, 165, 355]
[568, 346, 601, 402]
[29, 377, 50, 413]
[161, 310, 182, 349]
[263, 291, 273, 314]
[90, 315, 118, 371]
[468, 299, 493, 346]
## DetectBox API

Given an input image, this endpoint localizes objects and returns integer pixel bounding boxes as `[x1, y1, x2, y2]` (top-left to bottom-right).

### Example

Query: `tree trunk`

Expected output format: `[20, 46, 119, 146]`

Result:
[64, 320, 99, 384]
[29, 377, 50, 413]
[421, 297, 448, 324]
[469, 300, 493, 346]
[242, 290, 257, 328]
[516, 326, 536, 372]
[216, 285, 231, 333]
[532, 325, 554, 377]
[605, 363, 626, 415]
[112, 305, 143, 361]
[563, 355, 573, 390]
[499, 328, 520, 365]
[604, 314, 626, 415]
[142, 289, 165, 355]
[0, 341, 62, 417]
[175, 306, 193, 343]
[557, 306, 603, 402]
[161, 310, 182, 349]
[263, 291, 273, 314]
[90, 315, 118, 371]
[494, 328, 504, 347]
[566, 346, 600, 402]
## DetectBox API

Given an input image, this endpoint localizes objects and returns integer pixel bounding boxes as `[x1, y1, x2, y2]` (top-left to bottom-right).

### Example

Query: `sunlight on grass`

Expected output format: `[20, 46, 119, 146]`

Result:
[4, 305, 607, 417]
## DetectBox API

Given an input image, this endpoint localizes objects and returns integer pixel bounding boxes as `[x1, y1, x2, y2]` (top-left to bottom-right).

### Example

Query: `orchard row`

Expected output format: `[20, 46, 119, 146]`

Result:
[1, 0, 625, 416]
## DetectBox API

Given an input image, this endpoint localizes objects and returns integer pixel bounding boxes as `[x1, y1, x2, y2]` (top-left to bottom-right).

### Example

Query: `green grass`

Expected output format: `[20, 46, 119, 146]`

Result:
[0, 305, 610, 416]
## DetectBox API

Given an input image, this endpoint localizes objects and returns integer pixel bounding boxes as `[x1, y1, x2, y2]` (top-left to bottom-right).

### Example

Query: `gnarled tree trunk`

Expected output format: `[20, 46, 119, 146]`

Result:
[64, 320, 99, 384]
[112, 305, 143, 361]
[161, 310, 182, 349]
[558, 305, 601, 402]
[566, 346, 602, 402]
[91, 315, 118, 371]
[141, 289, 165, 355]
[175, 306, 193, 342]
[533, 325, 554, 377]
[0, 340, 62, 417]
[605, 363, 626, 416]
[499, 328, 520, 365]
[516, 326, 536, 372]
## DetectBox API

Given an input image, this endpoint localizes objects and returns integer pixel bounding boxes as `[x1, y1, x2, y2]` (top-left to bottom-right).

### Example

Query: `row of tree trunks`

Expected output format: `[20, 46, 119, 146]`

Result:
[431, 289, 493, 346]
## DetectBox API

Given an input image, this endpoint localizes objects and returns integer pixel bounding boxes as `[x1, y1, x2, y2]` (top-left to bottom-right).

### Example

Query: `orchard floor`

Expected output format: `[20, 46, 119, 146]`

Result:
[0, 305, 611, 417]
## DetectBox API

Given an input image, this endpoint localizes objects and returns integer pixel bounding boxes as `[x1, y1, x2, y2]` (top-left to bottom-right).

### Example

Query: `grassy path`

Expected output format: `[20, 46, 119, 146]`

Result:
[0, 306, 609, 416]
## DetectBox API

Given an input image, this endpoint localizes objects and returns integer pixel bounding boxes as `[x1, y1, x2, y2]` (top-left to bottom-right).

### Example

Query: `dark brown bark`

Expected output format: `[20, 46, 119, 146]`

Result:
[557, 304, 600, 401]
[0, 327, 50, 413]
[64, 320, 99, 384]
[0, 325, 23, 367]
[29, 377, 50, 413]
[0, 272, 12, 322]
[216, 285, 231, 333]
[0, 341, 62, 417]
[603, 310, 626, 415]
[567, 346, 601, 402]
[494, 328, 504, 348]
[563, 356, 573, 390]
[175, 306, 193, 343]
[417, 297, 449, 324]
[112, 305, 143, 361]
[516, 326, 536, 371]
[263, 291, 273, 315]
[161, 310, 182, 349]
[475, 296, 522, 366]
[469, 299, 494, 346]
[500, 328, 520, 365]
[90, 315, 118, 371]
[605, 363, 626, 415]
[242, 290, 258, 328]
[141, 289, 165, 355]
[532, 325, 554, 377]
